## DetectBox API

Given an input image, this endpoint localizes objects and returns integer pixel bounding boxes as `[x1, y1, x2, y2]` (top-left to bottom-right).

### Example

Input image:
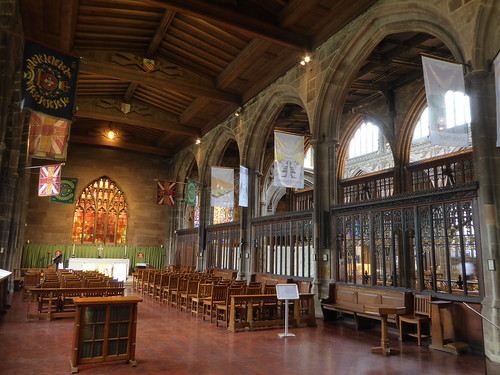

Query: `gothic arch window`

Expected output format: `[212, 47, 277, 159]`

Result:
[348, 121, 379, 158]
[72, 176, 128, 244]
[410, 98, 472, 163]
[343, 120, 394, 179]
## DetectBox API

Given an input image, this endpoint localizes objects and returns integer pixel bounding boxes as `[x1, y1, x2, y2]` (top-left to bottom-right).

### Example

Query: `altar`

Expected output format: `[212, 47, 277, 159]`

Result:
[68, 258, 129, 282]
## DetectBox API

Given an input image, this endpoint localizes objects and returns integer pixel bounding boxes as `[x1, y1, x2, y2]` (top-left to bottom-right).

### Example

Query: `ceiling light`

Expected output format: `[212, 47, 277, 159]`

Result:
[107, 130, 116, 140]
[300, 55, 311, 65]
[195, 138, 201, 145]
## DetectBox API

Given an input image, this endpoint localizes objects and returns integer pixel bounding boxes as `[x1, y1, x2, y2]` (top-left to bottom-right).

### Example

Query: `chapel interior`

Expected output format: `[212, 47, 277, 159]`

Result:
[1, 1, 500, 374]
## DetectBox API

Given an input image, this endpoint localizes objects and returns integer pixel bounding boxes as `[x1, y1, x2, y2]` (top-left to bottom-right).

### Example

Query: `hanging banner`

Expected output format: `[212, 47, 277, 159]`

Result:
[422, 56, 470, 147]
[211, 167, 234, 208]
[38, 164, 61, 197]
[239, 166, 248, 207]
[28, 111, 70, 160]
[49, 177, 78, 204]
[157, 180, 176, 206]
[494, 52, 500, 147]
[273, 131, 304, 188]
[186, 179, 197, 206]
[22, 40, 79, 120]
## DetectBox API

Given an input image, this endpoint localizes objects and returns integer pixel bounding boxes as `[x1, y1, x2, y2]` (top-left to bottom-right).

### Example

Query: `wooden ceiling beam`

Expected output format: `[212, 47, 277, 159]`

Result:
[75, 97, 200, 137]
[179, 97, 212, 125]
[70, 135, 173, 157]
[141, 0, 310, 51]
[279, 0, 320, 27]
[216, 39, 273, 89]
[147, 9, 176, 58]
[59, 0, 78, 52]
[79, 57, 241, 105]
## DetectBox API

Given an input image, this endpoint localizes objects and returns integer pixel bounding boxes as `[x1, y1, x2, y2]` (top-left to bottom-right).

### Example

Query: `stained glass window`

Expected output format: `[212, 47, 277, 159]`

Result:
[72, 176, 128, 244]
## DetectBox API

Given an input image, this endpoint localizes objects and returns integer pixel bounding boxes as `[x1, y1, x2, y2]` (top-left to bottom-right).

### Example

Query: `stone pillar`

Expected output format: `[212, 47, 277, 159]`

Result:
[466, 70, 500, 363]
[0, 0, 26, 274]
[312, 135, 338, 298]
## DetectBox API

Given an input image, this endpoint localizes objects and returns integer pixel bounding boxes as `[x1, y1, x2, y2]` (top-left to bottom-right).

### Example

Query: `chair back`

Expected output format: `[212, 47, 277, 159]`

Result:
[414, 294, 431, 317]
[245, 285, 262, 295]
[212, 285, 228, 302]
[197, 283, 214, 298]
[187, 279, 199, 294]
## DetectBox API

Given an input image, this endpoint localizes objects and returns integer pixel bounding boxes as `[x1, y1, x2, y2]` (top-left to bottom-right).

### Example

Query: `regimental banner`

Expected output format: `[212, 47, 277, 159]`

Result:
[494, 52, 500, 147]
[273, 131, 304, 188]
[28, 111, 70, 160]
[211, 167, 234, 208]
[186, 179, 197, 206]
[38, 164, 61, 197]
[239, 166, 248, 207]
[22, 40, 79, 120]
[422, 56, 470, 147]
[157, 180, 176, 206]
[49, 177, 78, 204]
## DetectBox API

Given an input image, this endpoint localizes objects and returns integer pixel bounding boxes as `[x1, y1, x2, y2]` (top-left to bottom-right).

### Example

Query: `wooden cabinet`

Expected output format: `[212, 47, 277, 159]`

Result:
[70, 296, 142, 373]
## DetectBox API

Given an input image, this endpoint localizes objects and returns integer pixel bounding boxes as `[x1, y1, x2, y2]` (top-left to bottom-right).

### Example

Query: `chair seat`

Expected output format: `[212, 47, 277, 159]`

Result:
[400, 314, 431, 323]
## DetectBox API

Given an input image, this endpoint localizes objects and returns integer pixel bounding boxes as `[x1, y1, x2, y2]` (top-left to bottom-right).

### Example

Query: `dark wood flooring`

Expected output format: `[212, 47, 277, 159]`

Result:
[0, 287, 497, 375]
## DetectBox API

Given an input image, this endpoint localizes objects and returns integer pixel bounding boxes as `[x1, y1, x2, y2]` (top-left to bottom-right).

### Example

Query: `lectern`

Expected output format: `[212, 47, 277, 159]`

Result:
[70, 296, 142, 373]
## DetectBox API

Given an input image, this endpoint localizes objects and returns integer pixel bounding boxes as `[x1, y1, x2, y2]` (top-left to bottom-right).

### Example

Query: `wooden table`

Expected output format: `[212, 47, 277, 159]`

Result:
[364, 305, 406, 356]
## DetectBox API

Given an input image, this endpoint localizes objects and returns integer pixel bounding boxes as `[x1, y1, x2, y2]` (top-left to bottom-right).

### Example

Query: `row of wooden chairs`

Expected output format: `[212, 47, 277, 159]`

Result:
[135, 269, 289, 328]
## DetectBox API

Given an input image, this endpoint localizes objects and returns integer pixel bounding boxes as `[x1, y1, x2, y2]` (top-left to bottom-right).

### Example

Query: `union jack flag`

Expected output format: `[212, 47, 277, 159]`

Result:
[38, 164, 61, 197]
[157, 180, 176, 205]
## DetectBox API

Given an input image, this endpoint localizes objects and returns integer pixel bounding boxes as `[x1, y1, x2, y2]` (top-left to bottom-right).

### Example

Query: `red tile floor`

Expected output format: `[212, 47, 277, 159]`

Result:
[0, 287, 497, 375]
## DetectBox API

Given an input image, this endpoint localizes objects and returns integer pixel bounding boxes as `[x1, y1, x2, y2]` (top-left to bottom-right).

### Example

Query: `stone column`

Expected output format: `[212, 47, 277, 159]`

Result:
[312, 134, 338, 298]
[466, 70, 500, 363]
[0, 1, 26, 273]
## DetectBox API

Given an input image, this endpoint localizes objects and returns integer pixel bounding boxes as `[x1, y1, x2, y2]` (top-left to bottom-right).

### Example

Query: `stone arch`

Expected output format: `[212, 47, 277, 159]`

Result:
[200, 125, 239, 185]
[398, 88, 427, 165]
[472, 0, 500, 71]
[314, 2, 466, 144]
[244, 85, 308, 174]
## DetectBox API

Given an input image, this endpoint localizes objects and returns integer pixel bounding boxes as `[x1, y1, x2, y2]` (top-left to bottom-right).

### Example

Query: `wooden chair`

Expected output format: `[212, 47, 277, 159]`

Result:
[180, 279, 200, 312]
[399, 293, 432, 345]
[215, 286, 244, 327]
[171, 277, 188, 308]
[202, 285, 228, 322]
[161, 274, 178, 304]
[191, 283, 214, 317]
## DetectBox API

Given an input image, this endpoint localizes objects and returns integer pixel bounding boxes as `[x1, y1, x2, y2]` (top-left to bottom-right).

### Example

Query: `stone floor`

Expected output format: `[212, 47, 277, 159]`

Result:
[0, 287, 497, 375]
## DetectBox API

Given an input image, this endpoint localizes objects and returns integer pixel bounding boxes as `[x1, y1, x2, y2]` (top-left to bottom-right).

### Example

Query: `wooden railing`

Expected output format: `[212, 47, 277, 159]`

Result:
[205, 221, 240, 270]
[407, 151, 474, 192]
[252, 211, 313, 277]
[339, 169, 394, 203]
[175, 228, 199, 268]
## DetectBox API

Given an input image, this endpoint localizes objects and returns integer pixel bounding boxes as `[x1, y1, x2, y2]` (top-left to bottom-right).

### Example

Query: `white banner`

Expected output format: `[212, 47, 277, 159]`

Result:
[422, 56, 470, 147]
[495, 52, 500, 147]
[211, 167, 234, 208]
[273, 131, 304, 188]
[239, 166, 248, 207]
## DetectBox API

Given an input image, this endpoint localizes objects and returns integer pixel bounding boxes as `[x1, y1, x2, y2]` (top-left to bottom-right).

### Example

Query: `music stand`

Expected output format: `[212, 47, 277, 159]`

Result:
[276, 284, 299, 338]
[52, 254, 63, 271]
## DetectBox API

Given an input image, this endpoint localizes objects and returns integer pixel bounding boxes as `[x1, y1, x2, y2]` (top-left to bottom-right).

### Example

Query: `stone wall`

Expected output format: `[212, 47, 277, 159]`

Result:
[24, 144, 171, 247]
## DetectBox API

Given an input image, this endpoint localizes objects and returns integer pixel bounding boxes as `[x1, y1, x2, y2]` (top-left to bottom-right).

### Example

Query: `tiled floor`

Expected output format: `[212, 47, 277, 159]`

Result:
[0, 288, 496, 375]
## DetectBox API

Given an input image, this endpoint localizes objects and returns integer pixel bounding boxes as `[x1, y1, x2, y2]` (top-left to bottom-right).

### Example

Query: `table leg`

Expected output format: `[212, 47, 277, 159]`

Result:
[370, 314, 400, 356]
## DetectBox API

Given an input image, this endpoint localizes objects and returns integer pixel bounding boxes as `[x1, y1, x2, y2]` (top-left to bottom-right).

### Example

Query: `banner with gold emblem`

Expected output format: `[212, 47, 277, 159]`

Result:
[22, 40, 79, 120]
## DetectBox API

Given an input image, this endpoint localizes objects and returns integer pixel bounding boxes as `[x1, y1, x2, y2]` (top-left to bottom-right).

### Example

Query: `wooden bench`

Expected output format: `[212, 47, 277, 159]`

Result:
[26, 287, 125, 321]
[228, 293, 316, 333]
[321, 283, 412, 328]
[252, 273, 314, 293]
[208, 268, 238, 280]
